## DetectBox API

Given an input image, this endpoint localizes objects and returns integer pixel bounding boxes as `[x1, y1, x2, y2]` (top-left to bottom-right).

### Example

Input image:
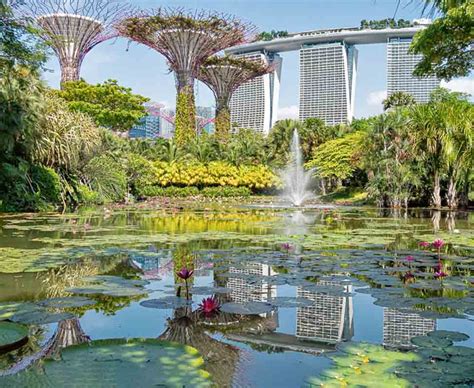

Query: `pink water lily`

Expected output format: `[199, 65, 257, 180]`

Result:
[405, 255, 414, 262]
[432, 239, 445, 250]
[198, 296, 221, 317]
[419, 241, 430, 248]
[434, 270, 448, 279]
[177, 268, 194, 280]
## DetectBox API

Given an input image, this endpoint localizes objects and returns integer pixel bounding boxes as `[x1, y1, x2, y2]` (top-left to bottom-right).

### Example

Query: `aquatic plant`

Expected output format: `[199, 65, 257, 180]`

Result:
[177, 267, 194, 300]
[198, 296, 221, 317]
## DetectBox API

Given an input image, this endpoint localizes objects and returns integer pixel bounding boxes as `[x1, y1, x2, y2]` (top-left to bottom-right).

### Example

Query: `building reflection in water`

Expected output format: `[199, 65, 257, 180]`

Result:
[227, 263, 277, 303]
[383, 308, 436, 349]
[296, 280, 354, 344]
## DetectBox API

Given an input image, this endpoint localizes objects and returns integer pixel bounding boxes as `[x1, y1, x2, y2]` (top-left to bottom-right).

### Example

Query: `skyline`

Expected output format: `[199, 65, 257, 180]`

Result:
[39, 0, 473, 120]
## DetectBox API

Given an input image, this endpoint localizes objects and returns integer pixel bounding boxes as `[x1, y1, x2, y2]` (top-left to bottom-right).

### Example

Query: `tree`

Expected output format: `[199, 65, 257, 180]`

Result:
[411, 1, 473, 80]
[365, 110, 423, 208]
[55, 79, 149, 132]
[0, 0, 47, 73]
[383, 92, 417, 111]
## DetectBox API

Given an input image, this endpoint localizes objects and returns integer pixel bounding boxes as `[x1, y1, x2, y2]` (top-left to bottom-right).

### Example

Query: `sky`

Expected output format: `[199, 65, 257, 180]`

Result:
[41, 0, 474, 119]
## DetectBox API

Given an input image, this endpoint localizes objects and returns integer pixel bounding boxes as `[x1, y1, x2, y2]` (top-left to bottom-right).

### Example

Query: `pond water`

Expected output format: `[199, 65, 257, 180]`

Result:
[0, 202, 473, 387]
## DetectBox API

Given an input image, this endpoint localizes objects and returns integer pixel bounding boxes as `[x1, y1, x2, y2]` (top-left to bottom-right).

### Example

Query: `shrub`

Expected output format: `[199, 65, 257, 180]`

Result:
[82, 155, 128, 203]
[30, 165, 61, 205]
[139, 186, 200, 198]
[200, 186, 251, 197]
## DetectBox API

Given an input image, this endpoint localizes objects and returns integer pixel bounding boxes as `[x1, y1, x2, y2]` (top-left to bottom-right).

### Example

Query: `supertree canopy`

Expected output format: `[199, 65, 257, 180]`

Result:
[117, 8, 256, 146]
[199, 56, 273, 141]
[21, 0, 128, 85]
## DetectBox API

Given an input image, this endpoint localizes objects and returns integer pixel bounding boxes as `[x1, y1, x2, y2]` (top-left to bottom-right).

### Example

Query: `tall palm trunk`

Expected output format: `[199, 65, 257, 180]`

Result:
[446, 176, 458, 209]
[431, 171, 442, 208]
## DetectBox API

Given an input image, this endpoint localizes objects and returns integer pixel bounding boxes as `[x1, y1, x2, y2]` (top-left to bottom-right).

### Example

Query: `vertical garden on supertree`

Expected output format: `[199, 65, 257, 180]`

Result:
[199, 56, 272, 142]
[20, 0, 128, 86]
[117, 9, 255, 146]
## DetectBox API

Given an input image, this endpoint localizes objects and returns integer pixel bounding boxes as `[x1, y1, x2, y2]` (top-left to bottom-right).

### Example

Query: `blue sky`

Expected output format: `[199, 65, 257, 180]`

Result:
[41, 0, 473, 119]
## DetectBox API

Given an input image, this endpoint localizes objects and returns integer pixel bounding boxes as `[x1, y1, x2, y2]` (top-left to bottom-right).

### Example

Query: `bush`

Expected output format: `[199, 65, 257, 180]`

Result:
[200, 186, 251, 198]
[133, 161, 279, 194]
[139, 186, 200, 198]
[82, 155, 127, 203]
[30, 165, 61, 205]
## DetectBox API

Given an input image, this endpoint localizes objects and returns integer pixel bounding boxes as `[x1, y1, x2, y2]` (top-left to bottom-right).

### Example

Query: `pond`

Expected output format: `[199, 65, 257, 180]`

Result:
[0, 202, 473, 387]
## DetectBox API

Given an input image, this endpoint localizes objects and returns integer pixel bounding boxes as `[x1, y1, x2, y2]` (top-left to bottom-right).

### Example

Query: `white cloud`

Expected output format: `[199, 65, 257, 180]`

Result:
[367, 90, 387, 106]
[277, 105, 299, 120]
[441, 78, 474, 96]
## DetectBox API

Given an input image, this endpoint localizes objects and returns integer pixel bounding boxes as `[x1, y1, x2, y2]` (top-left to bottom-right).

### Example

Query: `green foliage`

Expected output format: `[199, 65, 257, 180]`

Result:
[214, 107, 231, 142]
[82, 155, 128, 203]
[0, 67, 45, 159]
[411, 1, 473, 80]
[383, 91, 417, 111]
[175, 87, 196, 147]
[55, 79, 149, 132]
[360, 18, 412, 29]
[256, 30, 289, 41]
[140, 186, 200, 198]
[0, 1, 47, 72]
[32, 93, 102, 173]
[30, 165, 62, 205]
[306, 131, 366, 180]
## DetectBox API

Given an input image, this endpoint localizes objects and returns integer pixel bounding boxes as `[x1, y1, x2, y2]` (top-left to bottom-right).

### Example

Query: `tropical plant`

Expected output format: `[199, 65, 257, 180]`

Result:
[411, 0, 473, 79]
[55, 79, 149, 132]
[383, 91, 417, 111]
[31, 93, 102, 173]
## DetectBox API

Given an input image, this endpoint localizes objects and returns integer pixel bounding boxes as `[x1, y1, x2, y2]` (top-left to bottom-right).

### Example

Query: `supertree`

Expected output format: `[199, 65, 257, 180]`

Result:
[199, 56, 273, 141]
[19, 0, 129, 85]
[117, 8, 256, 146]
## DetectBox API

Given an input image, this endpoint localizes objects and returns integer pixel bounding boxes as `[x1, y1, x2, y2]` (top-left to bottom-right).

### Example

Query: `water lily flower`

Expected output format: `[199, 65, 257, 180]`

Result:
[432, 239, 445, 250]
[402, 272, 415, 284]
[434, 270, 448, 279]
[281, 243, 293, 253]
[405, 255, 414, 262]
[419, 241, 430, 248]
[198, 296, 221, 317]
[177, 268, 194, 280]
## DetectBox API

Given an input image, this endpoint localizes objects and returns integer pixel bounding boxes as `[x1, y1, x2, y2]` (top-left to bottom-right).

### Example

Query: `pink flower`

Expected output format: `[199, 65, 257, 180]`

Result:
[281, 243, 293, 252]
[419, 241, 430, 248]
[432, 239, 445, 250]
[434, 270, 448, 279]
[198, 296, 220, 317]
[405, 255, 414, 262]
[177, 268, 194, 280]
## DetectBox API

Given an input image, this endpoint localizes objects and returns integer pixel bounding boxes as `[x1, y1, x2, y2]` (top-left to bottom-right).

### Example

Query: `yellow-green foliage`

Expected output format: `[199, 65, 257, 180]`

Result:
[215, 108, 231, 142]
[132, 158, 279, 191]
[306, 131, 366, 180]
[174, 87, 196, 147]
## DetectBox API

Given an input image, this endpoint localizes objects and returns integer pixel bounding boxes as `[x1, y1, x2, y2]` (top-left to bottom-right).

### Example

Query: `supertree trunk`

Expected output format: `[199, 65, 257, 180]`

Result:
[60, 58, 82, 86]
[175, 71, 197, 146]
[215, 96, 231, 143]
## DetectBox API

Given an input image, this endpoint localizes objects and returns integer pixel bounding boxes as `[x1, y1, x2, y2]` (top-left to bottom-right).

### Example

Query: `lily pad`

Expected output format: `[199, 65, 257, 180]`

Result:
[267, 297, 315, 308]
[220, 302, 274, 315]
[410, 335, 453, 349]
[1, 338, 211, 387]
[140, 297, 193, 309]
[37, 297, 96, 309]
[10, 310, 75, 325]
[189, 286, 232, 295]
[0, 321, 29, 354]
[427, 330, 469, 342]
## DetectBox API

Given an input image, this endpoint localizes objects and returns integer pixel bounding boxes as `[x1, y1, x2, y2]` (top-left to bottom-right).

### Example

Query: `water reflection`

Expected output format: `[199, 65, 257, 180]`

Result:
[383, 308, 436, 349]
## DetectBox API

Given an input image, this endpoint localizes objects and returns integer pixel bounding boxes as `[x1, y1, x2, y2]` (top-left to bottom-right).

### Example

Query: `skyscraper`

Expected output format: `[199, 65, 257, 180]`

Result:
[299, 42, 358, 125]
[387, 37, 439, 102]
[229, 52, 282, 134]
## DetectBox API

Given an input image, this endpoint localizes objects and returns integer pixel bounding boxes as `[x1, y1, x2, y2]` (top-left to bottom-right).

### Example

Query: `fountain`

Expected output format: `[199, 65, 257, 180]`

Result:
[281, 129, 315, 206]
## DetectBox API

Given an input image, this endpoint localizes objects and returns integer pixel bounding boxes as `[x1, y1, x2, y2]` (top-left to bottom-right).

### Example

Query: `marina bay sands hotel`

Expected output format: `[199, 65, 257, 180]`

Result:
[225, 20, 439, 133]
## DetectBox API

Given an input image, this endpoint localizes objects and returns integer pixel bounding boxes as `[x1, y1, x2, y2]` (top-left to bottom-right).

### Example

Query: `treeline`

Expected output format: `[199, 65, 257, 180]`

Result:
[295, 89, 473, 209]
[360, 18, 412, 29]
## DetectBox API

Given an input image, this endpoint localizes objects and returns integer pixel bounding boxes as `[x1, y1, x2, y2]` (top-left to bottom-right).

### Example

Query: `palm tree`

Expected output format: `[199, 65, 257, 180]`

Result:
[409, 103, 450, 208]
[383, 92, 416, 111]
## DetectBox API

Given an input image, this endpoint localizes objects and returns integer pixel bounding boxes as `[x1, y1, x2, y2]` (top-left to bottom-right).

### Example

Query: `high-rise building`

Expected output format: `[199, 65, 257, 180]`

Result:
[299, 42, 358, 125]
[129, 115, 161, 139]
[229, 52, 282, 134]
[387, 37, 439, 102]
[383, 308, 436, 349]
